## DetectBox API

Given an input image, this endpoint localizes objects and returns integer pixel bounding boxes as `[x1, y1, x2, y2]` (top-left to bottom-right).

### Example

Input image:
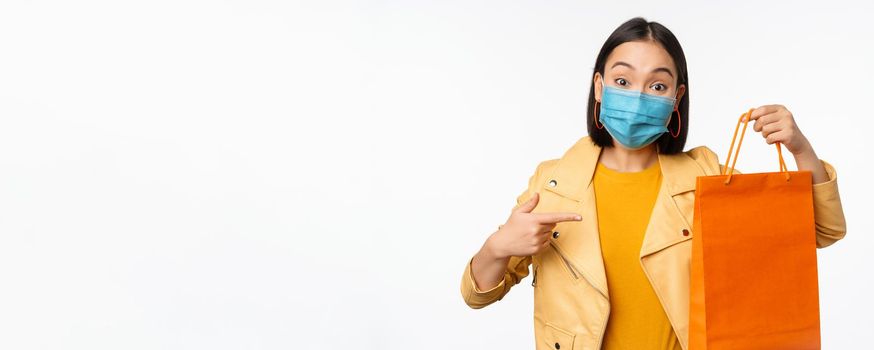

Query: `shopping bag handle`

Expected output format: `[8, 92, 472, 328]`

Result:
[721, 108, 790, 185]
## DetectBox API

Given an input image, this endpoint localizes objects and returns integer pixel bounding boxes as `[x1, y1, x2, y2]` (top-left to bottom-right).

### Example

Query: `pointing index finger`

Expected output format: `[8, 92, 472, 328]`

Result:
[534, 212, 583, 224]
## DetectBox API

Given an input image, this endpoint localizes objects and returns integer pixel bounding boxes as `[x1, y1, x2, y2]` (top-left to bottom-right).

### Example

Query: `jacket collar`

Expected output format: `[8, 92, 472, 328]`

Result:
[545, 136, 701, 200]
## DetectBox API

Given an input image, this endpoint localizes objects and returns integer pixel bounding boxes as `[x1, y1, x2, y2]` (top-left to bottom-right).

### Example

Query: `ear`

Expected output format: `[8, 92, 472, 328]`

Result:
[593, 73, 603, 102]
[674, 83, 686, 110]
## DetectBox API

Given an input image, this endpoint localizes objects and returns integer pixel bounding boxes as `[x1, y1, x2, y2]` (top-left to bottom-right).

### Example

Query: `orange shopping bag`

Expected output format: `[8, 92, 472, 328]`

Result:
[689, 108, 821, 349]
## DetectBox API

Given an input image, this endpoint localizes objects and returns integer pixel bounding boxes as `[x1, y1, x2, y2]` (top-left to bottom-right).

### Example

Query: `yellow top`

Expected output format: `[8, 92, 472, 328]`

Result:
[593, 159, 682, 350]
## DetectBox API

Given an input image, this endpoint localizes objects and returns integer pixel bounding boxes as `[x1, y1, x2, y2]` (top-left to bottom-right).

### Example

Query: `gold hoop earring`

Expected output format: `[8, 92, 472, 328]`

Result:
[669, 108, 682, 138]
[594, 100, 604, 129]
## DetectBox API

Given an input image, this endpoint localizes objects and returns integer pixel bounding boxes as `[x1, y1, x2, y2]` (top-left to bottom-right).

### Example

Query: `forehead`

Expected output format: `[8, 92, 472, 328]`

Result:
[605, 40, 676, 74]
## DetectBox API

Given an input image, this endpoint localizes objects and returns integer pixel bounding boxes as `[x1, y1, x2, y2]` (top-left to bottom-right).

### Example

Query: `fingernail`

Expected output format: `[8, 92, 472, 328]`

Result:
[575, 215, 582, 220]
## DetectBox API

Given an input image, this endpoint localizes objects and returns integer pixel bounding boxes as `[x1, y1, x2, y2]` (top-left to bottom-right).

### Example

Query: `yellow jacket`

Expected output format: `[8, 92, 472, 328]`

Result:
[460, 135, 847, 350]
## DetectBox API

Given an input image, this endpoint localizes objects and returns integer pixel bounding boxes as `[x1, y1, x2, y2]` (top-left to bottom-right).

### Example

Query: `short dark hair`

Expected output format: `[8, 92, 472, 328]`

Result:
[587, 17, 689, 154]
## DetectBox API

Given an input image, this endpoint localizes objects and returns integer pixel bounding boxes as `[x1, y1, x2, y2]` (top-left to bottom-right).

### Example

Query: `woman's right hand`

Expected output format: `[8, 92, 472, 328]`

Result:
[485, 192, 582, 259]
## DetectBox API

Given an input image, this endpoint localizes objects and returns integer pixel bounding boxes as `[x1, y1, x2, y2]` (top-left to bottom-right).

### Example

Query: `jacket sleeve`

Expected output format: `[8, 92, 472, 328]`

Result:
[719, 159, 847, 248]
[460, 161, 544, 309]
[808, 159, 847, 248]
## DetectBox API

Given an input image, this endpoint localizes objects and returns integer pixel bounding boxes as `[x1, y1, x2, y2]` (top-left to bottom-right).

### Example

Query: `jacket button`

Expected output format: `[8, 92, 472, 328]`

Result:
[552, 231, 560, 239]
[682, 229, 690, 236]
[548, 179, 557, 187]
[554, 342, 560, 349]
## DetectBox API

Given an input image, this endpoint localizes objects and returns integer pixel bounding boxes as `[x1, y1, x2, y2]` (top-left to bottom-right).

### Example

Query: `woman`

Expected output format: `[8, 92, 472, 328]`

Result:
[459, 17, 847, 350]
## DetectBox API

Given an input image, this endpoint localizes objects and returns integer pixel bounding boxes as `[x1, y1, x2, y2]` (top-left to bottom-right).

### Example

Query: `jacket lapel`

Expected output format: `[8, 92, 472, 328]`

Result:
[640, 145, 703, 258]
[541, 136, 705, 299]
[539, 137, 605, 298]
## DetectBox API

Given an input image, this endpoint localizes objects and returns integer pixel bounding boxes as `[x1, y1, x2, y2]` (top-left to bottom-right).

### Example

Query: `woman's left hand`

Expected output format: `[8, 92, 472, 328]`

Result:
[747, 104, 831, 184]
[746, 104, 812, 155]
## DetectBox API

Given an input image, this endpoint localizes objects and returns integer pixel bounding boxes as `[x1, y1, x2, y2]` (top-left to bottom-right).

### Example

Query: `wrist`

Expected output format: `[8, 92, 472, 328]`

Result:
[483, 232, 508, 260]
[792, 140, 817, 162]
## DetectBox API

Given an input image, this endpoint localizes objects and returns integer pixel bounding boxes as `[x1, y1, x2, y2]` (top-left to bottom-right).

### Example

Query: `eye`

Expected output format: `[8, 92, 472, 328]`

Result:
[651, 83, 667, 92]
[614, 78, 628, 86]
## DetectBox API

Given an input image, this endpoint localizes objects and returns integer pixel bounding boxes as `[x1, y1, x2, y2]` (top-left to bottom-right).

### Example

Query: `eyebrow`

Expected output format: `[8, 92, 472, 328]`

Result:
[611, 61, 674, 78]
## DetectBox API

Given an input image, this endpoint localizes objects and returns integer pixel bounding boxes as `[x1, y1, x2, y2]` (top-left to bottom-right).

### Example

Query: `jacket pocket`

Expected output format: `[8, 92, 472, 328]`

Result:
[551, 244, 581, 281]
[541, 321, 576, 350]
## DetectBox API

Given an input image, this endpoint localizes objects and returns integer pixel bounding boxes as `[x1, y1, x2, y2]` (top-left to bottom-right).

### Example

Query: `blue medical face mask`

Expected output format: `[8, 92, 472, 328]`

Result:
[598, 80, 677, 149]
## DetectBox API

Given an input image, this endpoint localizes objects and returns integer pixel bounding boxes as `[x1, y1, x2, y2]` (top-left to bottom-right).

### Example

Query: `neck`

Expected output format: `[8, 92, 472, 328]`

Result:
[599, 142, 658, 172]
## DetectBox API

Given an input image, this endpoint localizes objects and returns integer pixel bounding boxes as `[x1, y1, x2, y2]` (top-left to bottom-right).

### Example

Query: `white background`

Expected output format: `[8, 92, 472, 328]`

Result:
[1, 1, 871, 349]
